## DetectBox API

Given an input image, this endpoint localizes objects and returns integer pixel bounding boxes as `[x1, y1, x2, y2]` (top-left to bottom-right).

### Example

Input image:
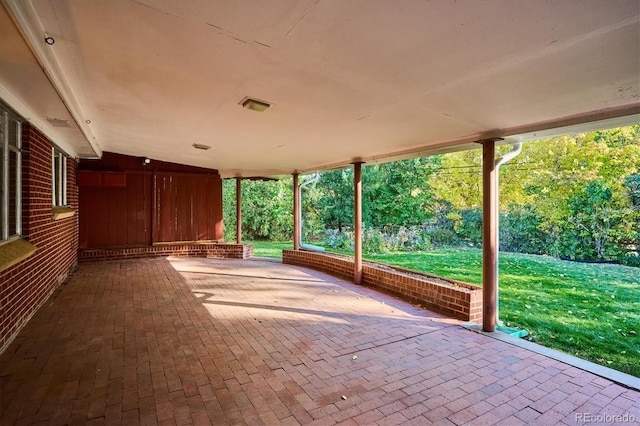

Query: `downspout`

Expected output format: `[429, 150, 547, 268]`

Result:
[494, 142, 522, 325]
[298, 173, 324, 251]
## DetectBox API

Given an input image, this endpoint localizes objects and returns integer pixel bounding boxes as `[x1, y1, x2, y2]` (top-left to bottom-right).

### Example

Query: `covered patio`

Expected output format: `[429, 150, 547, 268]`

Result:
[1, 257, 637, 425]
[1, 1, 640, 424]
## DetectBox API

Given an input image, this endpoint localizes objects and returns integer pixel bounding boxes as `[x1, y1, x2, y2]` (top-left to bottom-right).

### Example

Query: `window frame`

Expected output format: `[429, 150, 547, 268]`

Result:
[1, 105, 22, 243]
[52, 146, 68, 207]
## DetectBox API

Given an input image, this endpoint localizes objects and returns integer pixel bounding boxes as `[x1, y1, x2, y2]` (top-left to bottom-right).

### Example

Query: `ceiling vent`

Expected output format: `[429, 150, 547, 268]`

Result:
[192, 143, 211, 150]
[46, 117, 71, 127]
[240, 97, 271, 112]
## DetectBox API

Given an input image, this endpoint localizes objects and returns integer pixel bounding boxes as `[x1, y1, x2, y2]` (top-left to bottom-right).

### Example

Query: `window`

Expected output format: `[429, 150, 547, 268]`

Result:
[52, 147, 68, 207]
[0, 103, 22, 242]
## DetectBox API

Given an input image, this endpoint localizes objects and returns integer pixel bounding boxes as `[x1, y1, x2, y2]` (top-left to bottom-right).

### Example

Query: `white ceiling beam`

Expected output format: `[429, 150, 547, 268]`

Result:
[1, 0, 102, 158]
[0, 82, 80, 158]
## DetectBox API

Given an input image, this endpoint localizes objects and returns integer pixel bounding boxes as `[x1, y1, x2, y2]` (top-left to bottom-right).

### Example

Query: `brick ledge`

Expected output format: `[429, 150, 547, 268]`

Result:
[79, 243, 253, 262]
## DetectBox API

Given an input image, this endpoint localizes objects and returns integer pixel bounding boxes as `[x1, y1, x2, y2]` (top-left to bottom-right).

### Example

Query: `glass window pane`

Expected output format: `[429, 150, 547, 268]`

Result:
[8, 118, 19, 148]
[0, 107, 22, 240]
[9, 150, 18, 236]
[62, 156, 67, 205]
[53, 153, 60, 206]
[52, 149, 68, 207]
[0, 138, 4, 232]
[1, 112, 5, 239]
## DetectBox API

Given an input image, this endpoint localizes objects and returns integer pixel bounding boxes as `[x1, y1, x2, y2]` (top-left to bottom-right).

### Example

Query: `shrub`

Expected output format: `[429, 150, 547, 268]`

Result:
[500, 204, 549, 254]
[456, 209, 483, 245]
[362, 227, 386, 253]
[323, 226, 434, 253]
[620, 254, 640, 268]
[323, 229, 353, 251]
[427, 228, 458, 247]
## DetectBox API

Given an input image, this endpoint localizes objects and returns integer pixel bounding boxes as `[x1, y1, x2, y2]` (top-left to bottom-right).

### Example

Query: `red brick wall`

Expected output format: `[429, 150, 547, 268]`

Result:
[283, 250, 483, 323]
[0, 123, 79, 353]
[79, 243, 253, 262]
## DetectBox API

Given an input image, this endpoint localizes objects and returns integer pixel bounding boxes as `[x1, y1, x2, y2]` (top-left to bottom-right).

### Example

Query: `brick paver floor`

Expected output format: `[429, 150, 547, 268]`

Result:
[1, 257, 638, 425]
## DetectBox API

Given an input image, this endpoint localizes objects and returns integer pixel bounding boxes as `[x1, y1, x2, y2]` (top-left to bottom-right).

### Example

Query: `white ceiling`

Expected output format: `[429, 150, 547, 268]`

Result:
[1, 0, 638, 177]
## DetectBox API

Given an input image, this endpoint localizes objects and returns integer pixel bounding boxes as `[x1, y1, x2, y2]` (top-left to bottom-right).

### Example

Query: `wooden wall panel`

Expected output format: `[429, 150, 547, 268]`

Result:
[126, 174, 151, 246]
[79, 173, 151, 248]
[153, 173, 222, 243]
[79, 152, 222, 249]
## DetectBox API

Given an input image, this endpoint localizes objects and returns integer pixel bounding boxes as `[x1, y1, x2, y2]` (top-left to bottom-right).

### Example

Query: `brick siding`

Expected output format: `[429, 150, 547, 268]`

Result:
[78, 243, 253, 262]
[283, 250, 483, 323]
[0, 124, 79, 353]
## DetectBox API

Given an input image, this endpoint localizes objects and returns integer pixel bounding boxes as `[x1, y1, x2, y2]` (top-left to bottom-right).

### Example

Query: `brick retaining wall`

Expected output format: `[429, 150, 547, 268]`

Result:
[79, 243, 253, 262]
[283, 250, 482, 323]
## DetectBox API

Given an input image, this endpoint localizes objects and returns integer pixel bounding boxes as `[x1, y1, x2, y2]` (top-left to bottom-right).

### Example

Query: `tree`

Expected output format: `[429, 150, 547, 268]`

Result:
[222, 178, 293, 241]
[623, 173, 640, 250]
[428, 126, 639, 260]
[317, 169, 353, 232]
[527, 128, 639, 259]
[428, 148, 482, 211]
[566, 181, 614, 259]
[363, 157, 438, 228]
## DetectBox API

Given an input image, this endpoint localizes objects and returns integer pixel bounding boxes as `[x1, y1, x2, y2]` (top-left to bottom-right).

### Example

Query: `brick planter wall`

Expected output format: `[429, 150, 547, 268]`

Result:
[0, 124, 79, 354]
[283, 250, 482, 323]
[282, 249, 354, 281]
[79, 243, 253, 262]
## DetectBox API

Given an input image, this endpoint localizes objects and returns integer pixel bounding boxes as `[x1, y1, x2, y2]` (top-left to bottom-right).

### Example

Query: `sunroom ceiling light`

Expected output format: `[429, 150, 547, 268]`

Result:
[240, 97, 271, 112]
[193, 143, 210, 150]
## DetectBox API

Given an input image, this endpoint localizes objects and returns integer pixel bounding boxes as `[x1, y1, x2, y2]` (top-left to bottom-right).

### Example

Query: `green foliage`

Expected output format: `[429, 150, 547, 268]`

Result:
[323, 228, 353, 251]
[322, 226, 434, 253]
[382, 226, 430, 251]
[300, 176, 325, 241]
[362, 227, 386, 253]
[317, 169, 353, 232]
[456, 209, 483, 246]
[625, 173, 640, 206]
[363, 157, 438, 227]
[500, 204, 548, 254]
[564, 181, 617, 259]
[527, 128, 639, 261]
[426, 228, 458, 247]
[623, 173, 640, 252]
[222, 179, 238, 241]
[227, 125, 639, 265]
[429, 125, 640, 263]
[223, 178, 293, 242]
[428, 149, 483, 210]
[621, 254, 640, 267]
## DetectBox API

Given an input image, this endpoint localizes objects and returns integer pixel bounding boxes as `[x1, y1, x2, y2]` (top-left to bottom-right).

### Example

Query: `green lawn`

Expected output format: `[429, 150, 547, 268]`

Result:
[247, 241, 640, 377]
[249, 240, 294, 258]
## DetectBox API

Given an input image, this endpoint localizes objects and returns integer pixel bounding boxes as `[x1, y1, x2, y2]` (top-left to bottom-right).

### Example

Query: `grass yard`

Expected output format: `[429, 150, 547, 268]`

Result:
[247, 241, 640, 377]
[250, 240, 294, 258]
